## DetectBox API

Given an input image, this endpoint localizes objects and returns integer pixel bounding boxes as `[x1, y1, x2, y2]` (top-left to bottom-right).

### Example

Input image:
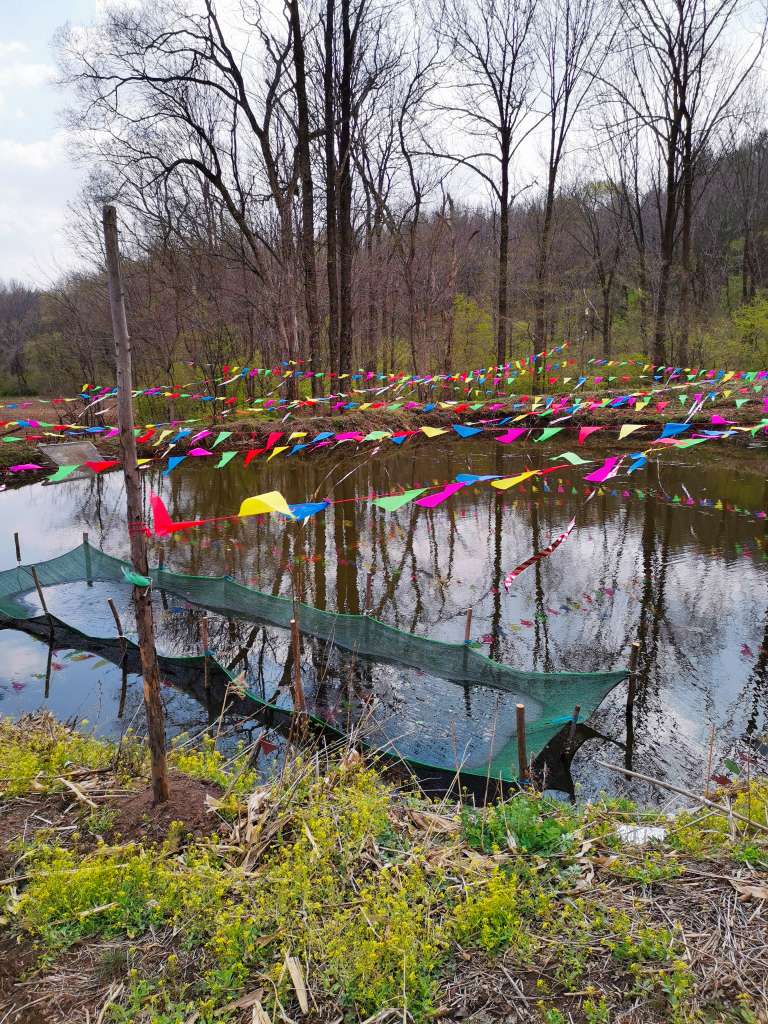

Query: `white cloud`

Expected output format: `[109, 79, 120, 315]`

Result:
[0, 42, 29, 58]
[0, 61, 54, 90]
[0, 133, 66, 171]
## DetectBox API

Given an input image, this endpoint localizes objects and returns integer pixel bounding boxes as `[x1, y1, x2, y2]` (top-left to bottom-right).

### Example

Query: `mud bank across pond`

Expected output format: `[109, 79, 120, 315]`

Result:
[0, 439, 765, 802]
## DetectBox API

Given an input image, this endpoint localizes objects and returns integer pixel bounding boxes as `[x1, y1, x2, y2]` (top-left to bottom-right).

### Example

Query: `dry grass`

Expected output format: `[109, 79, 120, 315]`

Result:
[1, 716, 767, 1024]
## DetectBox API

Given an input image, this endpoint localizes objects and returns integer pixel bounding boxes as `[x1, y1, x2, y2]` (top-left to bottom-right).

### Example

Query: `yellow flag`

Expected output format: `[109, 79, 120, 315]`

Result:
[288, 431, 307, 440]
[267, 446, 289, 460]
[491, 470, 540, 490]
[239, 491, 293, 518]
[421, 426, 447, 438]
[618, 424, 644, 440]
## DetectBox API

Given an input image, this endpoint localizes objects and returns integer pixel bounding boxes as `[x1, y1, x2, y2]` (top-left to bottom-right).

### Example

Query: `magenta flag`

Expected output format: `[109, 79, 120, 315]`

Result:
[414, 482, 467, 508]
[496, 427, 527, 444]
[584, 457, 622, 483]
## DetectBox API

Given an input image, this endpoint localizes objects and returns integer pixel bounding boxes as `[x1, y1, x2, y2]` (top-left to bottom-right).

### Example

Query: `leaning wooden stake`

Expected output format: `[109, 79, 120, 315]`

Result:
[108, 598, 129, 720]
[289, 617, 306, 714]
[516, 703, 528, 783]
[200, 614, 210, 698]
[625, 641, 640, 768]
[103, 204, 169, 805]
[13, 532, 21, 564]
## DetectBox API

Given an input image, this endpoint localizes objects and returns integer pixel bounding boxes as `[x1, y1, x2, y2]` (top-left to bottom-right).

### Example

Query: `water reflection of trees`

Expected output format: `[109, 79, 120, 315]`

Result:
[30, 443, 763, 790]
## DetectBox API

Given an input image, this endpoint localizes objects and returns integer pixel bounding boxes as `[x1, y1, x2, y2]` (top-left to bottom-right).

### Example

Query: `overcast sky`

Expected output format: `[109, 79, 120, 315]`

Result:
[0, 0, 101, 286]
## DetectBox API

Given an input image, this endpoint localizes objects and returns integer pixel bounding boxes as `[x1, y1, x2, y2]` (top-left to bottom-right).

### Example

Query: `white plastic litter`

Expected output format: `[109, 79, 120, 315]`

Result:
[617, 823, 667, 845]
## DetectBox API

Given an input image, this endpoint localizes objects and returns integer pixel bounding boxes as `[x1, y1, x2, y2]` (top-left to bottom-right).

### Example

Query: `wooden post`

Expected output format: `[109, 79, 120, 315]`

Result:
[44, 635, 54, 699]
[625, 641, 640, 769]
[83, 532, 93, 587]
[566, 704, 581, 757]
[290, 617, 306, 713]
[464, 608, 473, 644]
[200, 614, 210, 698]
[158, 545, 168, 610]
[103, 204, 169, 805]
[13, 532, 21, 564]
[516, 703, 528, 783]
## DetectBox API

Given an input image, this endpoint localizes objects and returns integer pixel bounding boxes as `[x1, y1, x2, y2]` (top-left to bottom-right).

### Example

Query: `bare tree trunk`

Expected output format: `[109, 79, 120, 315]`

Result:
[324, 0, 340, 378]
[289, 0, 321, 392]
[678, 123, 693, 365]
[337, 0, 355, 375]
[102, 205, 169, 805]
[497, 142, 510, 365]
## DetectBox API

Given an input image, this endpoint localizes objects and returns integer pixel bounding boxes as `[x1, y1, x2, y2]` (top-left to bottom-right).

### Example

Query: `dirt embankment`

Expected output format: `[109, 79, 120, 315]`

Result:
[1, 394, 766, 478]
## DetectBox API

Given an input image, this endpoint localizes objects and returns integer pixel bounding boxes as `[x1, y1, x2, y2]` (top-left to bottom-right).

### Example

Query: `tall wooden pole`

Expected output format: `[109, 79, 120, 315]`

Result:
[103, 205, 170, 805]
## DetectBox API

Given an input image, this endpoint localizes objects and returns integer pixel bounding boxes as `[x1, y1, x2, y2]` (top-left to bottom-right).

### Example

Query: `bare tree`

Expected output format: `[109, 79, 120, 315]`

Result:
[532, 0, 612, 355]
[606, 0, 766, 364]
[431, 0, 538, 365]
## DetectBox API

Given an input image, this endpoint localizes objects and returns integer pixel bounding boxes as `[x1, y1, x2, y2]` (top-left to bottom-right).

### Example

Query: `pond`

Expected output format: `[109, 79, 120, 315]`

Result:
[0, 437, 766, 801]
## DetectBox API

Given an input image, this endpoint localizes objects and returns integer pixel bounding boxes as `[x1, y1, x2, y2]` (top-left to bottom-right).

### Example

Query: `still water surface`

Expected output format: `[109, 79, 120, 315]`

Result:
[0, 439, 766, 800]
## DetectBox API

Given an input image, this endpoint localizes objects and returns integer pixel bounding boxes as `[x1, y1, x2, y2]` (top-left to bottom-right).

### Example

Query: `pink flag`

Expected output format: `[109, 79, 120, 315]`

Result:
[414, 482, 466, 508]
[334, 431, 365, 442]
[496, 427, 527, 444]
[584, 456, 623, 483]
[188, 447, 213, 456]
[578, 426, 603, 445]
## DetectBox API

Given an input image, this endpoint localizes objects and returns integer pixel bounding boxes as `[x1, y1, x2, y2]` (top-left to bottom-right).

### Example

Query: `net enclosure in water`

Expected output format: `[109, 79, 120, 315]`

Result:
[0, 542, 629, 788]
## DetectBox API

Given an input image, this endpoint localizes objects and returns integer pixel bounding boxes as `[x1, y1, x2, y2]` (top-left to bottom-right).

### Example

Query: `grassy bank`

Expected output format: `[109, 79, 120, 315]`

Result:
[1, 715, 767, 1023]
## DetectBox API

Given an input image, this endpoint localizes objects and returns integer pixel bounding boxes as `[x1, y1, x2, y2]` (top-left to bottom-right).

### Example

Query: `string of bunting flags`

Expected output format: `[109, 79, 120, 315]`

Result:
[2, 343, 767, 413]
[11, 412, 768, 480]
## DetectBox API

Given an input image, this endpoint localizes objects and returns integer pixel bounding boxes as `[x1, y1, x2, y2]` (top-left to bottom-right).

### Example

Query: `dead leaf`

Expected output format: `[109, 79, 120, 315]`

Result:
[284, 955, 309, 1014]
[571, 862, 595, 892]
[214, 987, 265, 1016]
[252, 1001, 272, 1024]
[591, 854, 619, 870]
[731, 879, 768, 901]
[407, 809, 460, 834]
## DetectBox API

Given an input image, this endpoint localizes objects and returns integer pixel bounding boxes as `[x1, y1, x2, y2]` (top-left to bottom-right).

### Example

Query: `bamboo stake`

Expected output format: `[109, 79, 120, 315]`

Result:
[103, 203, 169, 804]
[464, 608, 473, 644]
[516, 703, 528, 783]
[596, 760, 768, 834]
[13, 532, 21, 564]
